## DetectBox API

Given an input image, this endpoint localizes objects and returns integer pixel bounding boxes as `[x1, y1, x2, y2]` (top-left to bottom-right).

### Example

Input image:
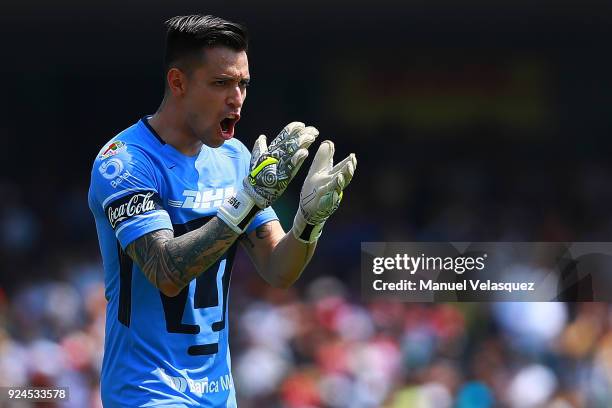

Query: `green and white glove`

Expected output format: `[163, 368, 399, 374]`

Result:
[218, 122, 318, 234]
[293, 140, 357, 243]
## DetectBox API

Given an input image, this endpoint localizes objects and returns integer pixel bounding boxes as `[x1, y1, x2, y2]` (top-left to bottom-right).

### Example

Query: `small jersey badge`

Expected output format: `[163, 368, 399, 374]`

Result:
[100, 141, 126, 159]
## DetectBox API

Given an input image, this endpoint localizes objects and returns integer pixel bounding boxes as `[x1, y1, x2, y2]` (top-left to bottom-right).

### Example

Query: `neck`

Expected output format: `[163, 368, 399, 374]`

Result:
[148, 98, 203, 156]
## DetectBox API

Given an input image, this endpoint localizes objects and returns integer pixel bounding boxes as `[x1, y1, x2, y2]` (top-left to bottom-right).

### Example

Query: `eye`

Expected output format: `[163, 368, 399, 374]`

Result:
[214, 80, 227, 86]
[239, 80, 250, 89]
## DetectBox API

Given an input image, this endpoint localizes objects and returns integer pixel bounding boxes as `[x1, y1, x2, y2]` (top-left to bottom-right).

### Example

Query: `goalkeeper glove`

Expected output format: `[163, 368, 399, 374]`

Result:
[218, 122, 318, 234]
[292, 140, 357, 243]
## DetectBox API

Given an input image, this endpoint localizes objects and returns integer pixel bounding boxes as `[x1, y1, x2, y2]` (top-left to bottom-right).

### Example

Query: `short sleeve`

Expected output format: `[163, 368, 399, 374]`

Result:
[90, 141, 173, 248]
[246, 206, 279, 234]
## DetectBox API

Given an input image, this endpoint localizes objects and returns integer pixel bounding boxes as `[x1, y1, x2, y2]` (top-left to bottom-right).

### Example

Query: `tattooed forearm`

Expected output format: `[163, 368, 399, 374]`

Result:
[126, 229, 176, 292]
[126, 217, 238, 296]
[166, 218, 236, 285]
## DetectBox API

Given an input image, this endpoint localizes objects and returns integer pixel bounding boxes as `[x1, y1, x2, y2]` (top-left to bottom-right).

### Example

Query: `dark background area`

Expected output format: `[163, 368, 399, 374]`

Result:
[0, 2, 612, 407]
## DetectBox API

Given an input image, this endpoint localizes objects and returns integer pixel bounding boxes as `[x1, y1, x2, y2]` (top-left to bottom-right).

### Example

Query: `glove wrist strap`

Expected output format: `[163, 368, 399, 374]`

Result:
[292, 210, 324, 243]
[217, 189, 259, 234]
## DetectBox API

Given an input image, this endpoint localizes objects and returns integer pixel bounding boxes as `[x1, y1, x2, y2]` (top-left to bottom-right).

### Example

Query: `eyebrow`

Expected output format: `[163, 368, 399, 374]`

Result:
[214, 74, 250, 82]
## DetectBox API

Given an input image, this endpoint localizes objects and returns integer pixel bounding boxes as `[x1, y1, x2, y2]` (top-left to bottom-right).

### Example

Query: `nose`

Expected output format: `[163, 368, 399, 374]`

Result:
[226, 84, 244, 110]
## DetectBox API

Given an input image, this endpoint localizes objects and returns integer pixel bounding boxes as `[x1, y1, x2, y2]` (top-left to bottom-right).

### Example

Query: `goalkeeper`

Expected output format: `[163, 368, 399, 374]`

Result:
[88, 14, 356, 408]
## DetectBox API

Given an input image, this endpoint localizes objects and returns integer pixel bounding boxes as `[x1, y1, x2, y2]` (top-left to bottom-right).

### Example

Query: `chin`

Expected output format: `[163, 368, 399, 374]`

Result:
[200, 130, 225, 148]
[210, 136, 227, 148]
[201, 137, 224, 148]
[210, 139, 225, 148]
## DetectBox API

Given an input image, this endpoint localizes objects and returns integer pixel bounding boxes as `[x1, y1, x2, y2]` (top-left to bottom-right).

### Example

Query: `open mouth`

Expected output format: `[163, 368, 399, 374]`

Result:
[220, 115, 239, 140]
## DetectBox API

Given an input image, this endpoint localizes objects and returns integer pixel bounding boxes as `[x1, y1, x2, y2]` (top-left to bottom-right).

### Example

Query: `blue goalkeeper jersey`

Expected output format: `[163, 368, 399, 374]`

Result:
[88, 117, 277, 408]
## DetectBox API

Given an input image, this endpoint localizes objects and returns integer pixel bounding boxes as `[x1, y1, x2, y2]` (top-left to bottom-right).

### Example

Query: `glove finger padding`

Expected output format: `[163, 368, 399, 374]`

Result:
[336, 173, 346, 191]
[298, 126, 319, 149]
[250, 134, 269, 167]
[308, 140, 335, 177]
[292, 140, 357, 243]
[267, 122, 317, 161]
[290, 148, 310, 171]
[330, 153, 357, 176]
[270, 123, 316, 154]
[267, 122, 305, 151]
[284, 125, 317, 176]
[330, 154, 356, 190]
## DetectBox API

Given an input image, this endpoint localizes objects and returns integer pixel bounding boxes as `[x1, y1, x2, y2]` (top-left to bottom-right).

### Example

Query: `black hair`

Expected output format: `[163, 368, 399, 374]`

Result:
[163, 14, 248, 73]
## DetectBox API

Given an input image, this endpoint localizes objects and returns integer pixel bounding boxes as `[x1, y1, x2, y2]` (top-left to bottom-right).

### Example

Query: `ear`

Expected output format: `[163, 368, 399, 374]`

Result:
[166, 67, 188, 97]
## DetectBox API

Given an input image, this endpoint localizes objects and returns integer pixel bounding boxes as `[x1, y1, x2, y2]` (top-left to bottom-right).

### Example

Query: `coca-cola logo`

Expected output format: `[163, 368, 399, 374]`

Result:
[106, 191, 159, 229]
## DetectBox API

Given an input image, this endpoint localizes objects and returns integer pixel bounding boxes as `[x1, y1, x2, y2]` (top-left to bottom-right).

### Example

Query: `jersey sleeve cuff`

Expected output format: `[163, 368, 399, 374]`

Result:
[116, 211, 173, 249]
[245, 206, 279, 234]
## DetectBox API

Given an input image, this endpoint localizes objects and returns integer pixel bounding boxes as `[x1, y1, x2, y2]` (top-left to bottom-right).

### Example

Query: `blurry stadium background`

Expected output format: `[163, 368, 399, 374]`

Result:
[1, 1, 612, 407]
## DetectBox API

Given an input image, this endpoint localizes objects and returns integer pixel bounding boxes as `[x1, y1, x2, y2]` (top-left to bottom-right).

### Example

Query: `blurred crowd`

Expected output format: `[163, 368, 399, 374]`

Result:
[2, 260, 612, 407]
[230, 278, 612, 408]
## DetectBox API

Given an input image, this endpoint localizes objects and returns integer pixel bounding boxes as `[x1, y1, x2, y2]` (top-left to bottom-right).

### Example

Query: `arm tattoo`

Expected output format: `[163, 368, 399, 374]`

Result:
[255, 223, 272, 239]
[239, 234, 255, 249]
[126, 217, 238, 295]
[239, 223, 271, 249]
